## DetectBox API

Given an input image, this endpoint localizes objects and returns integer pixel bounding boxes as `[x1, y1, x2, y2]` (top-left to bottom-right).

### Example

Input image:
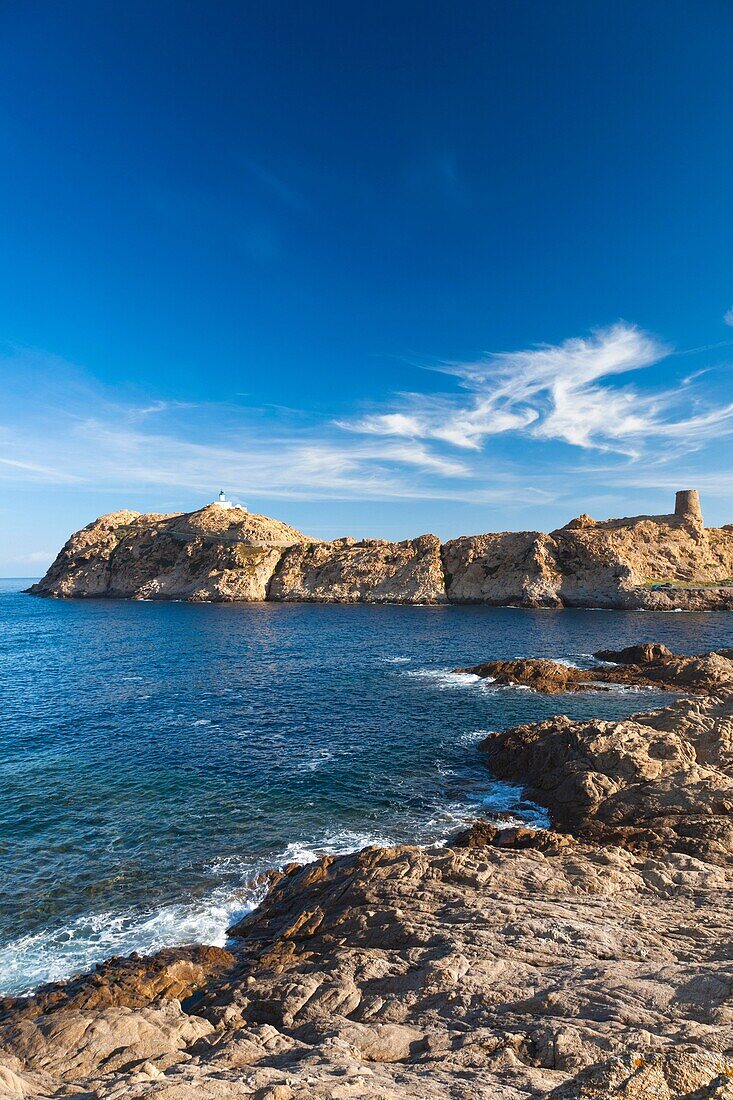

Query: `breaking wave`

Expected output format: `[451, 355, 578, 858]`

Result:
[404, 668, 481, 688]
[0, 829, 399, 997]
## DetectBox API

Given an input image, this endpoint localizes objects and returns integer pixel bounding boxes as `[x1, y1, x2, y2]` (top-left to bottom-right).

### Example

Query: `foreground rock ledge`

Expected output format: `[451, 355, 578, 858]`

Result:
[28, 490, 733, 609]
[4, 841, 733, 1097]
[4, 685, 733, 1097]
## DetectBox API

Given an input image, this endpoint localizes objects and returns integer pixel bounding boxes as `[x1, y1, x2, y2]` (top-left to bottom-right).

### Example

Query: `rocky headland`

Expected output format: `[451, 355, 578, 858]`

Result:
[29, 489, 733, 610]
[3, 645, 733, 1097]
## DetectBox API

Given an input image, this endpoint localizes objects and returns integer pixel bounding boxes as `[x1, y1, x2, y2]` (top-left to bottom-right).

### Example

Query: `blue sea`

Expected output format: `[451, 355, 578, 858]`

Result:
[2, 578, 732, 996]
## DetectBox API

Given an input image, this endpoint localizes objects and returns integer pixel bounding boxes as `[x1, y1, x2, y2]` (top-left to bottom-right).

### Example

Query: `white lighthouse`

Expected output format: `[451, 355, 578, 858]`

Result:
[213, 490, 234, 510]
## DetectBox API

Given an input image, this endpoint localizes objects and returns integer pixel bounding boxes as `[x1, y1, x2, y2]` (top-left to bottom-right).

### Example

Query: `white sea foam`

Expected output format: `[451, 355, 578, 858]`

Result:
[0, 829, 400, 997]
[600, 682, 660, 694]
[458, 728, 494, 745]
[1, 791, 556, 995]
[0, 883, 259, 997]
[278, 829, 397, 865]
[295, 748, 334, 772]
[476, 782, 551, 828]
[404, 669, 481, 689]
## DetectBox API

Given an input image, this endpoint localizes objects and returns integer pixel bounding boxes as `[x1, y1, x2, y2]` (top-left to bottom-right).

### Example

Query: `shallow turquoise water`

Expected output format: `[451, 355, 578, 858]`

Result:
[2, 579, 731, 994]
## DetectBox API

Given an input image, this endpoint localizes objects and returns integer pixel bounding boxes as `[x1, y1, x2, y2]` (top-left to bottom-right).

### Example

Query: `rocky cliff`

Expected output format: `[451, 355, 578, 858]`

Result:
[3, 649, 733, 1097]
[267, 534, 446, 604]
[29, 507, 307, 602]
[29, 491, 733, 609]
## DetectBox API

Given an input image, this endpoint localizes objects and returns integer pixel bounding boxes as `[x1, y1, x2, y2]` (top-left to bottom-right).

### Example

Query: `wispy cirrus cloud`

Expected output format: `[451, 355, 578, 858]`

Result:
[2, 322, 733, 516]
[724, 307, 733, 327]
[0, 414, 545, 505]
[0, 347, 545, 506]
[341, 323, 733, 459]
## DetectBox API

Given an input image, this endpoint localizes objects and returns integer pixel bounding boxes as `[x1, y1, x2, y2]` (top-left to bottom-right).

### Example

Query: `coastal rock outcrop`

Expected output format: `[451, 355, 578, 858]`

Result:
[482, 689, 733, 862]
[457, 646, 733, 694]
[5, 829, 733, 1096]
[0, 946, 234, 1021]
[4, 658, 733, 1095]
[443, 512, 733, 609]
[30, 491, 733, 608]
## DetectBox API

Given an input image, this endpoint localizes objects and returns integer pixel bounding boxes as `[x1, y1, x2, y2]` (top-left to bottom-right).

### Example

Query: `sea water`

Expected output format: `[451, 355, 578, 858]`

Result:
[2, 578, 731, 995]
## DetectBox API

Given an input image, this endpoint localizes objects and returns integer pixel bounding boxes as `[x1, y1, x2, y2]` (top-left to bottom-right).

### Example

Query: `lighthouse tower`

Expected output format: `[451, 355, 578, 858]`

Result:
[213, 490, 234, 510]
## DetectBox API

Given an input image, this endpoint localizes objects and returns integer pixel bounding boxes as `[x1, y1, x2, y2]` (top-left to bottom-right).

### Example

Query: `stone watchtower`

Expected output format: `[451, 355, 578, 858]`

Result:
[674, 489, 703, 527]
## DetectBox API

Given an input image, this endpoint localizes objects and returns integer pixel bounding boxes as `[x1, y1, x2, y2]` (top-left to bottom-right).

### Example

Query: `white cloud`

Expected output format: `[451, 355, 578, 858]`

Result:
[724, 307, 733, 327]
[0, 355, 541, 506]
[2, 324, 732, 515]
[343, 323, 733, 458]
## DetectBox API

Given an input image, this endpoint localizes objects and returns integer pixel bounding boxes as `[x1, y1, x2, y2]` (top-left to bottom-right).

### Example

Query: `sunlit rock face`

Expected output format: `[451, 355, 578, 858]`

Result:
[28, 506, 307, 602]
[442, 510, 733, 610]
[269, 533, 448, 603]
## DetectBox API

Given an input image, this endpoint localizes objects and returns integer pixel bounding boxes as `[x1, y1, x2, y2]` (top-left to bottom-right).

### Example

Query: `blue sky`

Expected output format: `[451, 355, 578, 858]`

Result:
[1, 0, 733, 575]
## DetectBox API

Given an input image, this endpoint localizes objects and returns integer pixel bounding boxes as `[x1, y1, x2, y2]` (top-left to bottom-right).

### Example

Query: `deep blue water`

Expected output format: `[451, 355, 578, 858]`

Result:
[2, 579, 732, 995]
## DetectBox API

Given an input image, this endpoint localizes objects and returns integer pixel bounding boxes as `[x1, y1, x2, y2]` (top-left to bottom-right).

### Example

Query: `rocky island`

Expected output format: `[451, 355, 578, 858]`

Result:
[29, 489, 733, 611]
[2, 644, 733, 1097]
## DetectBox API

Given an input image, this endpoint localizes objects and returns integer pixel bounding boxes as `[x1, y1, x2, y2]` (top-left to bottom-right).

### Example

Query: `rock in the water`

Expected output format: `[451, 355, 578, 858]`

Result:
[457, 646, 733, 695]
[456, 657, 598, 693]
[482, 689, 733, 861]
[595, 642, 673, 664]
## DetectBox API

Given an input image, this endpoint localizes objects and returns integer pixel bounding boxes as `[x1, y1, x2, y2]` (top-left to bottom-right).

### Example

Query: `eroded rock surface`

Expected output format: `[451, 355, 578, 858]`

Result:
[5, 836, 733, 1097]
[0, 946, 234, 1021]
[29, 507, 307, 601]
[5, 649, 733, 1096]
[482, 690, 733, 862]
[269, 534, 447, 603]
[442, 512, 733, 610]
